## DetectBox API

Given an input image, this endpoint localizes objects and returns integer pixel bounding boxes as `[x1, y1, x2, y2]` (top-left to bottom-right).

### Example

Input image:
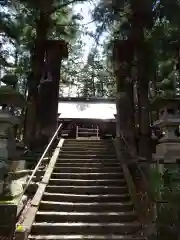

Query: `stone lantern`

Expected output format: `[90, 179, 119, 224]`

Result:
[0, 86, 24, 195]
[151, 97, 180, 164]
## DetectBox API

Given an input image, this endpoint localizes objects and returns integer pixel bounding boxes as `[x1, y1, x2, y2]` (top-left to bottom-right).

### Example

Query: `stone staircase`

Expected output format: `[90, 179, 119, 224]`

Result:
[28, 139, 145, 240]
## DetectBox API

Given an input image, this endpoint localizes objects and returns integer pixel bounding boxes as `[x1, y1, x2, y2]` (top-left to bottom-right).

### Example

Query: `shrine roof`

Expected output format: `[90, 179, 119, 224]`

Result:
[58, 100, 116, 120]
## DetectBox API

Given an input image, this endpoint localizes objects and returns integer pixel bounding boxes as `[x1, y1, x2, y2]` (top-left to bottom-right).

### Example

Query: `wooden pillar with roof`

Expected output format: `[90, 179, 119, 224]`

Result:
[36, 40, 68, 145]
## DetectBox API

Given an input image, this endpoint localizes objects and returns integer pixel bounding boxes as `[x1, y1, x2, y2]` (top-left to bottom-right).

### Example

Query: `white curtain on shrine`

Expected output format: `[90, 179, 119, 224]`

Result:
[58, 102, 116, 119]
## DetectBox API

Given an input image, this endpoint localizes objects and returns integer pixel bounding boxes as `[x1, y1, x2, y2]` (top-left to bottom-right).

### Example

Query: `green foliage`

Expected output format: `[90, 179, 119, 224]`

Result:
[150, 166, 180, 239]
[92, 0, 180, 236]
[0, 0, 89, 97]
[0, 86, 24, 106]
[92, 0, 180, 99]
[75, 49, 116, 97]
[150, 167, 164, 199]
[0, 75, 18, 86]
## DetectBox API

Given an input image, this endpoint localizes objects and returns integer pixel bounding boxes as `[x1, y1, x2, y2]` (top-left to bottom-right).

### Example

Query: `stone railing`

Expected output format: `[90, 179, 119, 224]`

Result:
[114, 137, 155, 224]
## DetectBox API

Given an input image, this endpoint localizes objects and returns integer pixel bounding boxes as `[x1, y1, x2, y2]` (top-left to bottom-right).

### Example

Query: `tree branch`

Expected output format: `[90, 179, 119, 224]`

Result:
[54, 19, 96, 27]
[49, 0, 90, 15]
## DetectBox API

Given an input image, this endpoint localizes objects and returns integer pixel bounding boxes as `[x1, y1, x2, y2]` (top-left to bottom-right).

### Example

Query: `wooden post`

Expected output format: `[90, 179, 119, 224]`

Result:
[37, 40, 68, 145]
[113, 40, 137, 158]
[76, 125, 79, 139]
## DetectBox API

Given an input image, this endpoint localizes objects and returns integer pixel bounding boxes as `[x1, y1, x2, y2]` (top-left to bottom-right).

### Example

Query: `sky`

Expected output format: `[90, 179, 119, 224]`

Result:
[62, 1, 107, 96]
[73, 2, 97, 59]
[62, 2, 96, 96]
[73, 1, 108, 59]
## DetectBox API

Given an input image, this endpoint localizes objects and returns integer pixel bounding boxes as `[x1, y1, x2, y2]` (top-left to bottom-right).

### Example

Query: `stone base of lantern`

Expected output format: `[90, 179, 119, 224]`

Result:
[0, 160, 8, 181]
[0, 180, 4, 195]
[155, 140, 180, 163]
[9, 160, 26, 172]
[0, 203, 17, 239]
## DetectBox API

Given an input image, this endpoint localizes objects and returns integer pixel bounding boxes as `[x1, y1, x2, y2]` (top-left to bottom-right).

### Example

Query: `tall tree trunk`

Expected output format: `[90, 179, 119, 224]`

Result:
[36, 40, 68, 146]
[24, 9, 52, 148]
[177, 46, 180, 91]
[137, 54, 151, 160]
[113, 40, 137, 159]
[130, 0, 152, 161]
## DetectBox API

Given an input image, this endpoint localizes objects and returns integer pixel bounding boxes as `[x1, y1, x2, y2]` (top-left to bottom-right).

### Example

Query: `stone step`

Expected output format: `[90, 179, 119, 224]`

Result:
[58, 154, 116, 159]
[31, 222, 141, 235]
[63, 143, 113, 147]
[64, 140, 113, 143]
[62, 146, 114, 150]
[63, 143, 114, 148]
[35, 211, 137, 223]
[62, 146, 113, 150]
[62, 144, 114, 150]
[54, 159, 119, 164]
[29, 235, 145, 240]
[45, 185, 128, 194]
[27, 140, 143, 239]
[42, 193, 130, 202]
[50, 172, 124, 180]
[77, 135, 99, 138]
[39, 201, 134, 212]
[62, 145, 113, 149]
[52, 166, 122, 173]
[64, 139, 112, 142]
[48, 178, 126, 186]
[54, 162, 121, 168]
[60, 150, 115, 154]
[76, 137, 100, 140]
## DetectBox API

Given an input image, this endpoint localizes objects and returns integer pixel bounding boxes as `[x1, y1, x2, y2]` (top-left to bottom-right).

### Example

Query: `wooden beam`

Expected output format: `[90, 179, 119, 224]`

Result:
[58, 118, 116, 122]
[58, 97, 116, 103]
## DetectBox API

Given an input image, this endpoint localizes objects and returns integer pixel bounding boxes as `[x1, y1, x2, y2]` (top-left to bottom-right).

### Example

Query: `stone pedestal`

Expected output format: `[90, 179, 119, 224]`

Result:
[9, 160, 26, 172]
[155, 141, 180, 162]
[0, 203, 17, 240]
[0, 180, 3, 194]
